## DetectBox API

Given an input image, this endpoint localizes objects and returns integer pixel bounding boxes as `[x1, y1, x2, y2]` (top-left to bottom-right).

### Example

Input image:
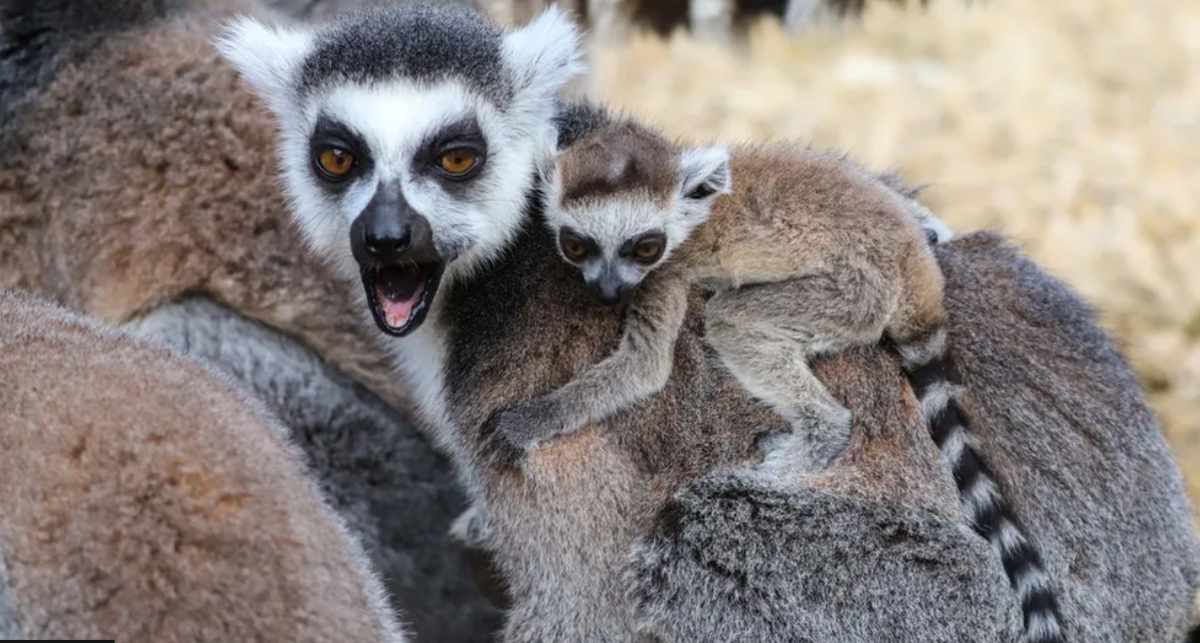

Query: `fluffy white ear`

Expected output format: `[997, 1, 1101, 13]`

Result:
[501, 6, 587, 121]
[680, 145, 733, 201]
[214, 15, 314, 114]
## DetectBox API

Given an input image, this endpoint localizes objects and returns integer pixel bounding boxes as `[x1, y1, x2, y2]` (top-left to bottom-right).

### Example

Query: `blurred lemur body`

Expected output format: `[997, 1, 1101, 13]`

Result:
[222, 3, 1200, 643]
[0, 290, 405, 642]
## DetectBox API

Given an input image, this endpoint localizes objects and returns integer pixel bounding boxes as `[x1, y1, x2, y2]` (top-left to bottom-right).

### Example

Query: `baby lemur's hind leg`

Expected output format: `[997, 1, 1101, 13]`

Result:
[704, 275, 890, 472]
[482, 273, 691, 463]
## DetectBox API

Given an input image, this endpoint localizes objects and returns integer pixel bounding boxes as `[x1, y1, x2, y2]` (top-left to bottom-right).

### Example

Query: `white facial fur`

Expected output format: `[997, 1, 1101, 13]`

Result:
[542, 143, 733, 291]
[216, 7, 586, 285]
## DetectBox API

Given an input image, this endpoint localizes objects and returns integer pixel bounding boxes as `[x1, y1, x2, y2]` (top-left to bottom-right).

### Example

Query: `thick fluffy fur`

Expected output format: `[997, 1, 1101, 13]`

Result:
[0, 290, 406, 642]
[630, 344, 1025, 642]
[0, 0, 500, 639]
[126, 297, 502, 643]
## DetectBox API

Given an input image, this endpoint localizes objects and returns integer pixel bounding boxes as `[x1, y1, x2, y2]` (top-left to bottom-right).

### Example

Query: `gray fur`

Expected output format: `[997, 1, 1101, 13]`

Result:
[125, 297, 501, 643]
[299, 4, 512, 102]
[630, 465, 1025, 642]
[0, 543, 20, 640]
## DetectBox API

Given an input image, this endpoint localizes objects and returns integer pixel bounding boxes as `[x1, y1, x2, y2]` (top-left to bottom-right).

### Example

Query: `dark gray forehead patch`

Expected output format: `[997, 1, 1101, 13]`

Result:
[299, 4, 512, 106]
[558, 119, 681, 207]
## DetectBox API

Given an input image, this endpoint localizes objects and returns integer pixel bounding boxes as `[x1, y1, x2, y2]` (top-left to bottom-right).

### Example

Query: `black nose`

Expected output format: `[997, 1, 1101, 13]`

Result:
[361, 216, 410, 262]
[350, 183, 433, 265]
[590, 281, 632, 307]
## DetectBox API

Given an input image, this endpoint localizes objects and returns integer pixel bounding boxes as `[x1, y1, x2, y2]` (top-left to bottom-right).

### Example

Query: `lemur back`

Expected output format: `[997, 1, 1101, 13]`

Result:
[484, 118, 1064, 643]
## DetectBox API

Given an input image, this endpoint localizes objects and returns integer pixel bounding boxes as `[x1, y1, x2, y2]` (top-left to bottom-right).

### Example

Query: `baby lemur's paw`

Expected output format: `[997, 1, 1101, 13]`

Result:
[480, 398, 563, 467]
[450, 503, 495, 551]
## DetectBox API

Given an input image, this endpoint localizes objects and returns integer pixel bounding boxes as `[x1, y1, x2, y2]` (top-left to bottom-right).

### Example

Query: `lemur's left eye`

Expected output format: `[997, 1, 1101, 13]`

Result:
[315, 147, 355, 179]
[632, 235, 665, 263]
[437, 148, 480, 177]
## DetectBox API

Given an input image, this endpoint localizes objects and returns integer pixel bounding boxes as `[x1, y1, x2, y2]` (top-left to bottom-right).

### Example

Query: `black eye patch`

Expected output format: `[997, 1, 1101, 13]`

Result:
[414, 116, 489, 190]
[559, 227, 601, 261]
[619, 229, 666, 257]
[309, 114, 373, 192]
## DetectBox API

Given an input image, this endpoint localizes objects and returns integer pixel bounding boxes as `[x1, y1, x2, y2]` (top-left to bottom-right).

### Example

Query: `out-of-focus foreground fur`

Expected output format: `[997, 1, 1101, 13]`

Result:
[0, 289, 405, 642]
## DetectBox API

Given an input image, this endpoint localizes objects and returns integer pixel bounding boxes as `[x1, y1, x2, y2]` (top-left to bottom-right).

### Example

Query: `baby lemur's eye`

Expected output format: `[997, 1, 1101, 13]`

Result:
[632, 233, 665, 264]
[315, 147, 355, 180]
[437, 148, 480, 178]
[559, 230, 591, 261]
[684, 183, 716, 200]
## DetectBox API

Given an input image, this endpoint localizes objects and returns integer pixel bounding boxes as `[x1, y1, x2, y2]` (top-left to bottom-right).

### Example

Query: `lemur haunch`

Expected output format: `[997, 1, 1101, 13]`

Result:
[481, 117, 1064, 643]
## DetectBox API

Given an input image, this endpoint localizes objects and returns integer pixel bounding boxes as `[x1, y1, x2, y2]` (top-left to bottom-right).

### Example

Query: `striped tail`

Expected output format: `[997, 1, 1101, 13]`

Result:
[898, 328, 1066, 643]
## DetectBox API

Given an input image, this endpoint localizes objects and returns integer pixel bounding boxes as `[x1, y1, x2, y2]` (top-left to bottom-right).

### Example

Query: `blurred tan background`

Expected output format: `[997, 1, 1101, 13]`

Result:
[582, 0, 1200, 516]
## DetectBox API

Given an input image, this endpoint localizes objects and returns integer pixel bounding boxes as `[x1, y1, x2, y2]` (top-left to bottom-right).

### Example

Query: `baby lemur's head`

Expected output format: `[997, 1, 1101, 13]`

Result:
[541, 119, 732, 306]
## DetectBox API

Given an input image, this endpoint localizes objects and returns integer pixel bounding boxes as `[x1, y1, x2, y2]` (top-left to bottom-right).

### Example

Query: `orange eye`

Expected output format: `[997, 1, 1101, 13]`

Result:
[316, 148, 354, 178]
[438, 149, 479, 176]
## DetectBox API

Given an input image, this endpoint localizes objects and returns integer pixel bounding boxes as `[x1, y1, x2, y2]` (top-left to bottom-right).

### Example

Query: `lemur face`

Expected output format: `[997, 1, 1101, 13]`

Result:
[219, 5, 584, 336]
[541, 138, 735, 306]
[549, 197, 672, 307]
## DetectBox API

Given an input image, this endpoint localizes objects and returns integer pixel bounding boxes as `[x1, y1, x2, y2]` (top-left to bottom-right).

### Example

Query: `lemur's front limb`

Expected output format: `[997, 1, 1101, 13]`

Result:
[481, 274, 690, 464]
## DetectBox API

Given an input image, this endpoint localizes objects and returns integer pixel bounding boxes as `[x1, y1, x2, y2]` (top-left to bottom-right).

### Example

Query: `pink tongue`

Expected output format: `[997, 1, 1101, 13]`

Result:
[375, 265, 426, 328]
[381, 296, 417, 328]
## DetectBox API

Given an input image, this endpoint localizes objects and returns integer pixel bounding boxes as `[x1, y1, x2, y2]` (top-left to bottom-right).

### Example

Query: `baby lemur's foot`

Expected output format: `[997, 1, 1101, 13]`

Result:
[770, 402, 854, 473]
[480, 398, 569, 466]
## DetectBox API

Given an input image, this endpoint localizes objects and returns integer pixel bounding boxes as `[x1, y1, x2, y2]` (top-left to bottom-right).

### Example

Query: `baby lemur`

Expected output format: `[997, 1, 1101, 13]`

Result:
[486, 117, 950, 473]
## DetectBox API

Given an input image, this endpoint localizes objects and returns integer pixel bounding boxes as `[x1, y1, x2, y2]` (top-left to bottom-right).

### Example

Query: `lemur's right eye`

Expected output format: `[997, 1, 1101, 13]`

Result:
[315, 147, 355, 180]
[559, 231, 590, 261]
[437, 149, 479, 177]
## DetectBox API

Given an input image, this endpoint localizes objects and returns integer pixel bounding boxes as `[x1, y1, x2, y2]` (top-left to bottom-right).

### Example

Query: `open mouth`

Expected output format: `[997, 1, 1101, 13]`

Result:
[361, 261, 444, 337]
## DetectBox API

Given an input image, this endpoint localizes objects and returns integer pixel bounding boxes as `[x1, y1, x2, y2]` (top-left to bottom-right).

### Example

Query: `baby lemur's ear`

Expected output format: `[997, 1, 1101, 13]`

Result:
[680, 145, 733, 202]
